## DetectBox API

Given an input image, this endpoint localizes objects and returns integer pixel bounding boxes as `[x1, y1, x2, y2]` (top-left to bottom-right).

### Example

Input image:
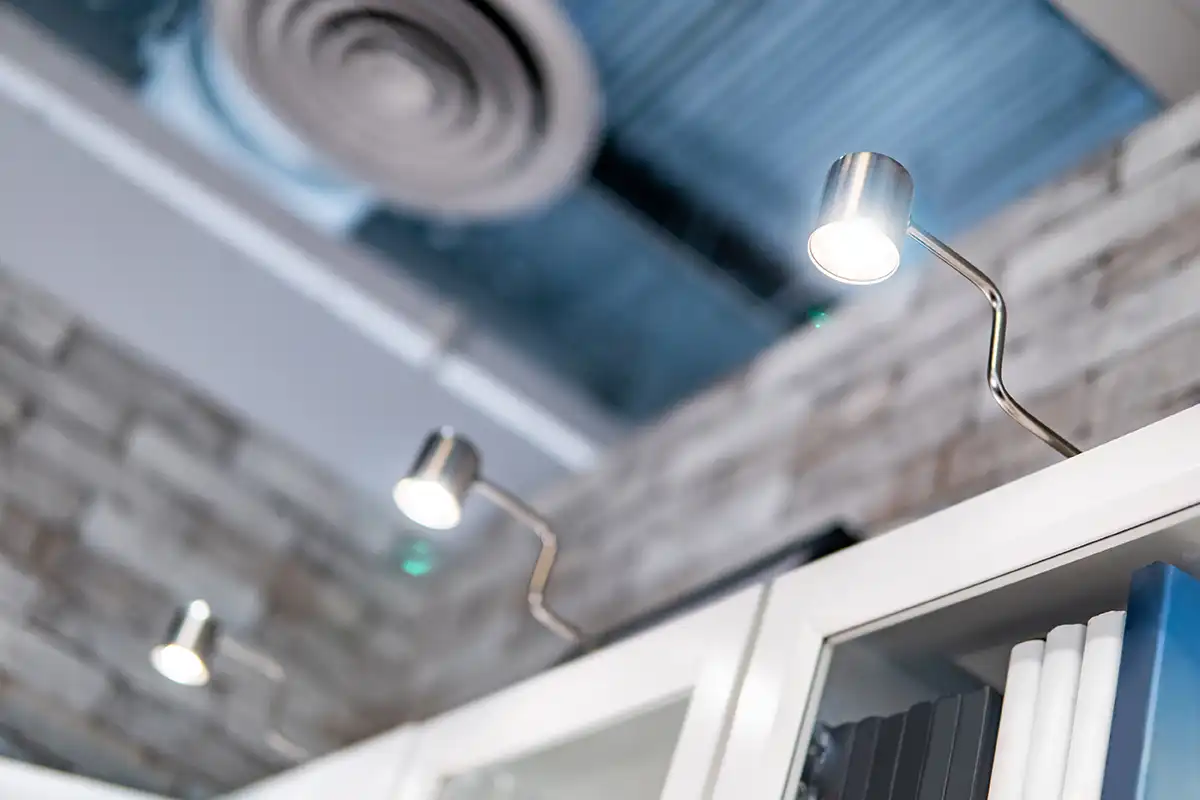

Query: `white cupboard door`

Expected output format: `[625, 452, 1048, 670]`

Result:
[393, 586, 764, 800]
[711, 406, 1200, 800]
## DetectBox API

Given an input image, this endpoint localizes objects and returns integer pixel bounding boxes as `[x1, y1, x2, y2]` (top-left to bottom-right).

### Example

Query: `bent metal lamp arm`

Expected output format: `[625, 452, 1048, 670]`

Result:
[809, 152, 1081, 460]
[474, 479, 583, 643]
[220, 638, 309, 762]
[905, 225, 1081, 458]
[151, 603, 309, 762]
[393, 429, 582, 644]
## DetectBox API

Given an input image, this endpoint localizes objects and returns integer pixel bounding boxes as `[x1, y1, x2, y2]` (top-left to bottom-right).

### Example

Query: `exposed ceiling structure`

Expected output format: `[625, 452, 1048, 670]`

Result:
[3, 0, 1161, 420]
[0, 0, 1190, 796]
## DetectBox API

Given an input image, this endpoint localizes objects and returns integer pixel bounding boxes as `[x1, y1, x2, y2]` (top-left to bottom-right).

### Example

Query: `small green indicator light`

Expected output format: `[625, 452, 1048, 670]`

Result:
[401, 557, 435, 577]
[397, 538, 437, 576]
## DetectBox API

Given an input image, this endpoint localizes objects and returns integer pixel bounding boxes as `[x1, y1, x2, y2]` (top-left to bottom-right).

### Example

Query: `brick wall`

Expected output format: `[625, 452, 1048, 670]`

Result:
[7, 76, 1200, 800]
[0, 271, 437, 795]
[403, 90, 1200, 713]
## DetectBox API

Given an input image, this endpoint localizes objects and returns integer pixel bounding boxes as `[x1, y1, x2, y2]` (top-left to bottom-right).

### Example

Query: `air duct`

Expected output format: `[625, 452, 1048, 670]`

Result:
[141, 14, 374, 234]
[212, 0, 601, 218]
[140, 1, 601, 233]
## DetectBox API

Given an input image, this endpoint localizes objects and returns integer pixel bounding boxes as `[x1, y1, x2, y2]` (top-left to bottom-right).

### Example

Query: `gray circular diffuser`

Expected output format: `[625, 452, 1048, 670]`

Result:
[210, 0, 602, 218]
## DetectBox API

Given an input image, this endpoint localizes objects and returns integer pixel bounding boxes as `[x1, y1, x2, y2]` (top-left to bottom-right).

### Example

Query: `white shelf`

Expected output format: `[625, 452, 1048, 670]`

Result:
[713, 405, 1200, 800]
[815, 503, 1200, 738]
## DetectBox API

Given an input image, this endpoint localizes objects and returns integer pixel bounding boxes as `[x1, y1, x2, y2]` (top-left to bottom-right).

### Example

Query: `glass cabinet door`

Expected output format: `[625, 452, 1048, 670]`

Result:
[711, 408, 1200, 800]
[393, 587, 763, 800]
[436, 698, 690, 800]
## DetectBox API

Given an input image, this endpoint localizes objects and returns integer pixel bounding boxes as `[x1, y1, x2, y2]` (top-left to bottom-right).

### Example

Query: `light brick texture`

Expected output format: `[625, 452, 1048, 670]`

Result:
[0, 272, 431, 796]
[4, 72, 1200, 800]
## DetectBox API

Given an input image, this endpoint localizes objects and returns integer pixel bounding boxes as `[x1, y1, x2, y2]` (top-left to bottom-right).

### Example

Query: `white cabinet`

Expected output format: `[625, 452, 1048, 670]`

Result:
[226, 727, 417, 800]
[712, 405, 1200, 800]
[392, 587, 764, 800]
[227, 407, 1200, 800]
[0, 759, 164, 799]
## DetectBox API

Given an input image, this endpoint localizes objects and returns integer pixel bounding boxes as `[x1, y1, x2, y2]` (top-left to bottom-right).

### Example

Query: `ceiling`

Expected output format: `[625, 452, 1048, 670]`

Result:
[0, 0, 1187, 796]
[2, 0, 1161, 421]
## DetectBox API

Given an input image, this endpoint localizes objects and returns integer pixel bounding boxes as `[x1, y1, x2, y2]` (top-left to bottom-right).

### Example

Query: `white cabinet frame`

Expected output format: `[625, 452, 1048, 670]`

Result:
[394, 586, 765, 800]
[224, 727, 418, 799]
[712, 406, 1200, 800]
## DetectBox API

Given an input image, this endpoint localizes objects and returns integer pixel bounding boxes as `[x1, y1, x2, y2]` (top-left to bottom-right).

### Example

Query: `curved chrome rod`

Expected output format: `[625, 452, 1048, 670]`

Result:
[907, 225, 1081, 459]
[475, 480, 583, 644]
[221, 638, 309, 762]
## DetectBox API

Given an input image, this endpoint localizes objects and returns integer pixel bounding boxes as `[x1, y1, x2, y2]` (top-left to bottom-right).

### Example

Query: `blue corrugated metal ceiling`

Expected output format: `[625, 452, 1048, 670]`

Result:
[571, 0, 1152, 244]
[361, 0, 1155, 418]
[8, 0, 1158, 420]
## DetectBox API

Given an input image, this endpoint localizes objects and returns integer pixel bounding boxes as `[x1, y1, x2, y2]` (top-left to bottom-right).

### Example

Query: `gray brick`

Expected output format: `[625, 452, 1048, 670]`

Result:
[974, 154, 1112, 250]
[810, 375, 977, 480]
[95, 686, 199, 755]
[100, 686, 284, 788]
[0, 501, 67, 569]
[0, 449, 87, 525]
[62, 334, 235, 456]
[0, 346, 125, 438]
[943, 379, 1093, 496]
[16, 415, 157, 510]
[0, 686, 177, 795]
[298, 534, 425, 620]
[1089, 320, 1200, 442]
[898, 266, 1102, 411]
[255, 622, 403, 707]
[232, 436, 352, 530]
[860, 448, 944, 533]
[232, 433, 398, 555]
[0, 554, 39, 616]
[79, 498, 264, 628]
[183, 518, 279, 587]
[126, 424, 296, 553]
[986, 255, 1200, 421]
[1004, 159, 1200, 296]
[268, 556, 363, 630]
[743, 281, 915, 396]
[35, 546, 173, 636]
[1096, 205, 1200, 302]
[655, 466, 791, 561]
[914, 153, 1112, 311]
[0, 380, 22, 429]
[0, 621, 110, 712]
[1119, 92, 1200, 186]
[45, 605, 218, 719]
[225, 673, 342, 759]
[0, 278, 74, 360]
[658, 388, 810, 486]
[362, 620, 414, 663]
[178, 727, 275, 787]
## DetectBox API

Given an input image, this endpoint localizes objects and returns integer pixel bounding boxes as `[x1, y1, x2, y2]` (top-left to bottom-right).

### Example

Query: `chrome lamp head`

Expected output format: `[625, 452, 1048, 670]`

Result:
[393, 428, 583, 643]
[804, 152, 1081, 460]
[150, 600, 217, 687]
[808, 152, 914, 284]
[392, 428, 481, 530]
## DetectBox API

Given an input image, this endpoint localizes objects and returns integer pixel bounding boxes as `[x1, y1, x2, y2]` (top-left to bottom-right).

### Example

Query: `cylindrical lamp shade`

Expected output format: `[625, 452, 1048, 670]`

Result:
[392, 429, 481, 530]
[151, 600, 218, 687]
[808, 152, 914, 284]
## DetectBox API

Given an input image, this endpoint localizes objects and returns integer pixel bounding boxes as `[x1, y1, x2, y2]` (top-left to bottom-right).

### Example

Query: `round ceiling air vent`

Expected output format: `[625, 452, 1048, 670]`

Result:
[210, 0, 602, 219]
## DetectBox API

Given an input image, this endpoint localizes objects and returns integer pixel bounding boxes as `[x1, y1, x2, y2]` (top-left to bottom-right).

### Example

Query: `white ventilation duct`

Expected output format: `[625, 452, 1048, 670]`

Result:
[141, 0, 601, 231]
[141, 16, 375, 234]
[213, 0, 601, 217]
[0, 7, 607, 471]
